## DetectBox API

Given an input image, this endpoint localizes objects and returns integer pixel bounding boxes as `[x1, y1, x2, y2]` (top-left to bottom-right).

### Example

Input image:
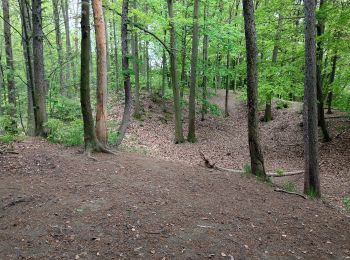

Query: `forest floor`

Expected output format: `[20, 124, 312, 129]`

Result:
[1, 90, 350, 259]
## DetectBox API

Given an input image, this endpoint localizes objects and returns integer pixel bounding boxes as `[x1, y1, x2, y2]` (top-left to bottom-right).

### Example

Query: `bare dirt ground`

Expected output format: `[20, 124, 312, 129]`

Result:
[116, 90, 350, 211]
[1, 90, 350, 259]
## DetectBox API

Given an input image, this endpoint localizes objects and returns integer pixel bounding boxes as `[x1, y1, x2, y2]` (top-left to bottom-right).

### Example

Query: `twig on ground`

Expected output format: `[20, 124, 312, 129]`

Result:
[274, 188, 307, 199]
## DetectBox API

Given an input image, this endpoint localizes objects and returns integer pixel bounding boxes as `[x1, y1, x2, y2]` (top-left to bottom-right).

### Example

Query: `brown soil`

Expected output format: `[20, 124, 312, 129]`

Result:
[1, 91, 350, 259]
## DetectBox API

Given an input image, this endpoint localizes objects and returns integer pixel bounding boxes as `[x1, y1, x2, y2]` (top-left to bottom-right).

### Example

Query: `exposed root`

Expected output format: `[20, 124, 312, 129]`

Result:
[97, 144, 117, 155]
[267, 170, 304, 177]
[274, 188, 307, 199]
[199, 151, 216, 168]
[85, 151, 98, 161]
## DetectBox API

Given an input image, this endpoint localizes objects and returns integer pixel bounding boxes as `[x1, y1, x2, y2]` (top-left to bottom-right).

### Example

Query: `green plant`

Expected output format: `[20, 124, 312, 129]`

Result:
[343, 197, 350, 211]
[0, 134, 16, 144]
[243, 164, 252, 175]
[282, 181, 297, 193]
[46, 118, 83, 146]
[306, 187, 318, 200]
[276, 168, 285, 177]
[108, 131, 120, 145]
[276, 100, 289, 110]
[207, 102, 223, 117]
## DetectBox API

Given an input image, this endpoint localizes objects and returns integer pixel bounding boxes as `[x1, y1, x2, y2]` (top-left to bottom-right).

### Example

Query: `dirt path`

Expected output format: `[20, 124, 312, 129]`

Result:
[1, 139, 350, 259]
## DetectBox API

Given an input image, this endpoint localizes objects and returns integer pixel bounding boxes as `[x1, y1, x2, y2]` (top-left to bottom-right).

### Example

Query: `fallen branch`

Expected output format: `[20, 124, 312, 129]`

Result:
[274, 188, 307, 199]
[267, 170, 304, 177]
[214, 165, 244, 174]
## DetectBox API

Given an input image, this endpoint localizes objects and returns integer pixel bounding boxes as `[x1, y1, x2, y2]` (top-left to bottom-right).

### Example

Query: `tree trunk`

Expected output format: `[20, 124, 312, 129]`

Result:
[225, 52, 230, 117]
[242, 0, 266, 178]
[112, 1, 119, 91]
[327, 54, 337, 114]
[32, 0, 47, 137]
[19, 0, 35, 135]
[92, 0, 108, 145]
[146, 40, 151, 92]
[187, 0, 199, 143]
[167, 0, 185, 144]
[80, 0, 104, 152]
[316, 0, 331, 142]
[115, 0, 132, 147]
[264, 14, 282, 122]
[131, 0, 140, 116]
[303, 0, 320, 198]
[201, 3, 208, 122]
[61, 0, 73, 88]
[2, 0, 17, 132]
[161, 30, 167, 97]
[52, 0, 65, 94]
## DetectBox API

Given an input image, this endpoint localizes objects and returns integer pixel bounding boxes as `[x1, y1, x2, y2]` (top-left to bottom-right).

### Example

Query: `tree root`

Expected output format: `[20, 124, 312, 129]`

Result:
[274, 188, 307, 199]
[200, 152, 304, 177]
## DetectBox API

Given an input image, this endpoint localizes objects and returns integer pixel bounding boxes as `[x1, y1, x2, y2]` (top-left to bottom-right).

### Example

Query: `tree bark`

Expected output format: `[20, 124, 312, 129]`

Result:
[112, 1, 119, 91]
[32, 0, 48, 137]
[115, 0, 132, 147]
[327, 54, 337, 114]
[167, 0, 185, 144]
[52, 0, 65, 94]
[201, 3, 208, 121]
[2, 0, 17, 132]
[131, 0, 140, 116]
[92, 0, 108, 145]
[187, 0, 199, 142]
[316, 0, 331, 142]
[264, 14, 283, 122]
[19, 0, 35, 135]
[303, 0, 320, 197]
[61, 0, 74, 87]
[243, 0, 266, 178]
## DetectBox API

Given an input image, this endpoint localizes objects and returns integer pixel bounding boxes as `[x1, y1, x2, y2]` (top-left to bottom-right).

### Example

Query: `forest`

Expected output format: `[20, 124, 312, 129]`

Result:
[0, 0, 350, 258]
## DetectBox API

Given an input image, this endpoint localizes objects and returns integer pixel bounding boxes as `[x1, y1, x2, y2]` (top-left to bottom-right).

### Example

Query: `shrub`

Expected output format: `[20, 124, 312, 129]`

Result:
[282, 181, 297, 193]
[46, 118, 83, 146]
[50, 97, 81, 122]
[276, 168, 285, 177]
[276, 100, 289, 110]
[343, 197, 350, 211]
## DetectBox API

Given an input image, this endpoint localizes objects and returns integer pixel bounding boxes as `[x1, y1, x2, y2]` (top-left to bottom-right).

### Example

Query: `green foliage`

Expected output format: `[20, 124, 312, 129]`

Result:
[276, 100, 289, 110]
[108, 131, 120, 145]
[49, 97, 81, 122]
[282, 181, 297, 193]
[0, 133, 16, 144]
[343, 197, 350, 211]
[206, 101, 223, 117]
[243, 164, 252, 175]
[46, 118, 83, 146]
[276, 168, 285, 177]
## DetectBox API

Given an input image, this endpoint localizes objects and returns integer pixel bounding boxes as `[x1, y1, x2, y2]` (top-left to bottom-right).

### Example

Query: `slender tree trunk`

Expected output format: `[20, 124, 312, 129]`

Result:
[146, 40, 151, 92]
[19, 0, 35, 135]
[327, 54, 337, 114]
[316, 0, 330, 142]
[224, 52, 230, 117]
[187, 0, 199, 142]
[52, 0, 65, 94]
[32, 0, 47, 137]
[92, 0, 108, 145]
[61, 0, 72, 88]
[303, 0, 320, 197]
[115, 0, 132, 147]
[2, 0, 17, 132]
[243, 0, 266, 178]
[161, 30, 167, 97]
[264, 14, 282, 122]
[201, 3, 208, 121]
[131, 0, 140, 116]
[112, 3, 119, 91]
[167, 0, 184, 144]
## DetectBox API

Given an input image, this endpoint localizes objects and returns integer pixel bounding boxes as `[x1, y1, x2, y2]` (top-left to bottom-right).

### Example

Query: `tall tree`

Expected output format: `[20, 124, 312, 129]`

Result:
[115, 0, 132, 147]
[243, 0, 266, 178]
[2, 0, 17, 132]
[92, 0, 108, 145]
[52, 0, 65, 94]
[19, 0, 35, 135]
[61, 0, 74, 87]
[32, 0, 47, 136]
[167, 0, 185, 143]
[201, 2, 208, 121]
[131, 0, 141, 116]
[316, 0, 331, 141]
[187, 0, 199, 142]
[303, 0, 320, 197]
